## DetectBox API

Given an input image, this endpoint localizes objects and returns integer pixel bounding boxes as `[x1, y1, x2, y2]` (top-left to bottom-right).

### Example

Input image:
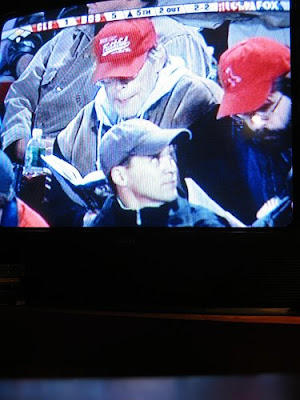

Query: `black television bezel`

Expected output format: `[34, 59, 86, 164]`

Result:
[0, 0, 299, 313]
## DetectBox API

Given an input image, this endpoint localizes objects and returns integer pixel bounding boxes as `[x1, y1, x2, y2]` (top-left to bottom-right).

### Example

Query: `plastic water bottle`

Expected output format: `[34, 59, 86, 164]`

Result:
[24, 128, 46, 175]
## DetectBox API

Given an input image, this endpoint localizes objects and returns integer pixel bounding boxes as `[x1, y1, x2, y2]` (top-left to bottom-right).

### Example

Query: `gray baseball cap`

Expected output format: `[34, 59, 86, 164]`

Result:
[100, 119, 192, 176]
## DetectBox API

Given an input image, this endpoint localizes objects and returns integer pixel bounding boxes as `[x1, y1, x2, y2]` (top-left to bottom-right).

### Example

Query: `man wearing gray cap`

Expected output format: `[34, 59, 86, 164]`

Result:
[87, 119, 229, 227]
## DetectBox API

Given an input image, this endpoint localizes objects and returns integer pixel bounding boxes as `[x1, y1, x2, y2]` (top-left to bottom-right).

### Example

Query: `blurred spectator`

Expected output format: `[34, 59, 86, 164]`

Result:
[0, 20, 99, 163]
[227, 11, 290, 48]
[0, 14, 45, 120]
[0, 13, 45, 80]
[0, 149, 49, 227]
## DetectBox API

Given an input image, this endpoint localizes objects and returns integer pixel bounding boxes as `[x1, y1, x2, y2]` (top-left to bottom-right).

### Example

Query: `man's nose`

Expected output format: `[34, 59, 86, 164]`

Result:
[162, 156, 177, 173]
[112, 79, 129, 89]
[110, 80, 130, 98]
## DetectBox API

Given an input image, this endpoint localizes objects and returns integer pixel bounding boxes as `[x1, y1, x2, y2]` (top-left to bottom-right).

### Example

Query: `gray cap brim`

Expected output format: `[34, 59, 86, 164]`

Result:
[100, 119, 192, 176]
[130, 127, 192, 157]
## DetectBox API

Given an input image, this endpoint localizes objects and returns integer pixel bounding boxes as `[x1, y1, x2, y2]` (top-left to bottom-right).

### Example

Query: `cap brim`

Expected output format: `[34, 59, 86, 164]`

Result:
[93, 52, 148, 83]
[133, 128, 192, 157]
[216, 81, 272, 120]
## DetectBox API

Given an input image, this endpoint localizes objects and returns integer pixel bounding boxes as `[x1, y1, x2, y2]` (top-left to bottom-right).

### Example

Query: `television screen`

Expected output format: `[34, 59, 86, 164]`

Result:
[0, 1, 298, 311]
[0, 0, 293, 229]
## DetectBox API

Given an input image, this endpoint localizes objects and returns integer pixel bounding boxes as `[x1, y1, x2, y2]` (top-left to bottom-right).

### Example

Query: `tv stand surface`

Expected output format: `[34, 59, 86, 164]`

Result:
[1, 305, 300, 378]
[23, 306, 300, 324]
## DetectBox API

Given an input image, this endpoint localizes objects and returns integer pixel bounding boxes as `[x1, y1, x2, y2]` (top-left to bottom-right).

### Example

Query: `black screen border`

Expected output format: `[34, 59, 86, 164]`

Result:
[0, 0, 299, 312]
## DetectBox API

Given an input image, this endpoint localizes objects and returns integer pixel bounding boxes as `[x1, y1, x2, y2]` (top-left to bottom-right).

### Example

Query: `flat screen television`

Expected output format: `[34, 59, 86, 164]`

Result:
[0, 0, 299, 313]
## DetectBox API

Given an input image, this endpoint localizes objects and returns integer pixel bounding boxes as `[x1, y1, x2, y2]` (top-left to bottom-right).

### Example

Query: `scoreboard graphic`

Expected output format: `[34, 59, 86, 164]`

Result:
[1, 1, 290, 41]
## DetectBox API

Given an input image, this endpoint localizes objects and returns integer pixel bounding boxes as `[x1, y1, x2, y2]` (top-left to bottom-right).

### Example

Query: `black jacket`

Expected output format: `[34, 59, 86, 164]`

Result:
[91, 195, 229, 228]
[186, 114, 292, 225]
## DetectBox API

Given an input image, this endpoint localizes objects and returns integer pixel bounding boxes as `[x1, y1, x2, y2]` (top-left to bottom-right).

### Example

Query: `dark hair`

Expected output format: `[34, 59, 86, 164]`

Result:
[272, 75, 291, 98]
[142, 0, 157, 5]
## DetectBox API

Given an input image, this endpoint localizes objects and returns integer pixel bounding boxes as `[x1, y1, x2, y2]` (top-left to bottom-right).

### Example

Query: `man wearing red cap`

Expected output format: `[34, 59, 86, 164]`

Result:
[55, 18, 222, 176]
[1, 1, 215, 165]
[87, 1, 215, 78]
[216, 37, 291, 122]
[188, 36, 292, 226]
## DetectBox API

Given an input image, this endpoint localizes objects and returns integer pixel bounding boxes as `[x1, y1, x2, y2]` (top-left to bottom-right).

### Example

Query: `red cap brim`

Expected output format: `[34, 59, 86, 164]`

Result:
[216, 80, 272, 120]
[93, 52, 148, 83]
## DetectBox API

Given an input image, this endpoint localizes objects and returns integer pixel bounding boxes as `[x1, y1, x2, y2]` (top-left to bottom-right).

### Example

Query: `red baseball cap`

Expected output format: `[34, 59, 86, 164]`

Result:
[216, 37, 290, 119]
[93, 18, 157, 82]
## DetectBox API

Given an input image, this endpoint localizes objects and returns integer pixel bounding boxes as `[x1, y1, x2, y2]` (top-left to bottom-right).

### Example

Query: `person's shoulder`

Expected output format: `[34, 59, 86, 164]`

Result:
[74, 24, 96, 39]
[191, 75, 223, 97]
[175, 73, 223, 103]
[50, 24, 94, 45]
[16, 198, 49, 228]
[56, 98, 97, 158]
[91, 195, 116, 227]
[60, 98, 96, 131]
[152, 15, 198, 35]
[187, 201, 230, 227]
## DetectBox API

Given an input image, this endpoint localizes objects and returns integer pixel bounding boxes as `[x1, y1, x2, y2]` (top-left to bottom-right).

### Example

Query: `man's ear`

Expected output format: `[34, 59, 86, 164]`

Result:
[148, 44, 167, 73]
[111, 166, 128, 187]
[266, 90, 282, 104]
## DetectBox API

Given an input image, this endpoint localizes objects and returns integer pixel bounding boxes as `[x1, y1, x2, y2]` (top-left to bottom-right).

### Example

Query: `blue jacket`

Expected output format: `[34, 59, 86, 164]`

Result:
[0, 198, 18, 226]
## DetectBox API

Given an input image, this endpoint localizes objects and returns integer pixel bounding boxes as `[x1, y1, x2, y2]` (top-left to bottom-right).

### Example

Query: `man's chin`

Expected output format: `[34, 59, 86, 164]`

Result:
[163, 192, 178, 203]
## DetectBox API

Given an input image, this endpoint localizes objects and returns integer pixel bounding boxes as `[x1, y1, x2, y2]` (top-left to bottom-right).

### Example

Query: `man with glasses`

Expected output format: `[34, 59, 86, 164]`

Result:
[189, 36, 292, 226]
